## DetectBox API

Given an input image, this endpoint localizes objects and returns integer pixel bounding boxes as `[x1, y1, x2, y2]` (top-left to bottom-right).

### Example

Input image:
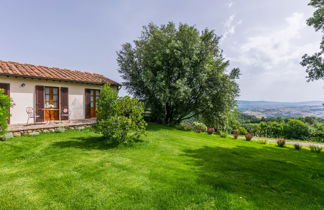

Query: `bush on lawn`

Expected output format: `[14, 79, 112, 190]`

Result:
[258, 139, 267, 144]
[294, 144, 302, 150]
[283, 119, 312, 140]
[277, 138, 286, 147]
[178, 122, 193, 131]
[96, 84, 147, 144]
[309, 145, 322, 153]
[192, 122, 207, 133]
[220, 131, 228, 138]
[243, 123, 261, 136]
[245, 133, 253, 141]
[238, 127, 248, 135]
[0, 89, 11, 136]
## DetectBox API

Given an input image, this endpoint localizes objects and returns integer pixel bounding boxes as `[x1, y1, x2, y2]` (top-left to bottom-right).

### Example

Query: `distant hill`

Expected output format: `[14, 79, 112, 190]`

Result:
[237, 100, 324, 118]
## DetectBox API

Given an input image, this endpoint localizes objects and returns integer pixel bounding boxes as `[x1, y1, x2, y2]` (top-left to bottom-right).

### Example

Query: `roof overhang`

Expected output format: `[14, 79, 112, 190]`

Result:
[0, 73, 121, 86]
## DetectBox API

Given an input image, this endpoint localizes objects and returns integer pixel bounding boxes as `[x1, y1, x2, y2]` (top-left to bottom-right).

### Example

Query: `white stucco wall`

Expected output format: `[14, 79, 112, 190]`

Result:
[0, 76, 103, 124]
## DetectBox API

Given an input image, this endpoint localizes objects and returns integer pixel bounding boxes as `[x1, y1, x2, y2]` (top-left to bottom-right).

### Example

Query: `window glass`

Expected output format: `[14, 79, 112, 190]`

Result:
[53, 88, 58, 94]
[90, 102, 94, 107]
[45, 95, 50, 101]
[53, 95, 58, 101]
[53, 102, 58, 108]
[45, 88, 50, 94]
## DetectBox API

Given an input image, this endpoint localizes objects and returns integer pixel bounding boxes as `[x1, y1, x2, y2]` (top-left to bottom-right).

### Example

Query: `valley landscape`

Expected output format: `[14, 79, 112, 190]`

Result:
[238, 100, 324, 118]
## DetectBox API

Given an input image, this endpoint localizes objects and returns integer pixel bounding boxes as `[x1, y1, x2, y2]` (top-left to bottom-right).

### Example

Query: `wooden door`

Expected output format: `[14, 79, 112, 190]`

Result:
[35, 86, 45, 122]
[0, 83, 10, 124]
[60, 87, 69, 120]
[44, 87, 60, 121]
[89, 89, 100, 118]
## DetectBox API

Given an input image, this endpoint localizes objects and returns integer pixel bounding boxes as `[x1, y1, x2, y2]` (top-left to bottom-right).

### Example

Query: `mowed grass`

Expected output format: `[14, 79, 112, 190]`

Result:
[0, 124, 323, 209]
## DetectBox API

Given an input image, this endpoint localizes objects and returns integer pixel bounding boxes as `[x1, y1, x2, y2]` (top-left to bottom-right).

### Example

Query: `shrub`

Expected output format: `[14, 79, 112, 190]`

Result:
[232, 130, 240, 139]
[192, 122, 207, 133]
[207, 128, 215, 134]
[283, 119, 311, 139]
[294, 144, 302, 150]
[245, 133, 253, 141]
[311, 124, 324, 142]
[219, 131, 228, 138]
[269, 121, 284, 138]
[0, 89, 11, 136]
[178, 122, 193, 131]
[258, 139, 267, 144]
[238, 127, 247, 135]
[309, 145, 322, 153]
[96, 84, 147, 144]
[277, 138, 286, 147]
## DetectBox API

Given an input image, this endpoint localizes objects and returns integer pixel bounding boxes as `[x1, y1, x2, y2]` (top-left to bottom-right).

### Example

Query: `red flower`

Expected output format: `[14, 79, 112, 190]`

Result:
[245, 133, 253, 141]
[207, 128, 215, 134]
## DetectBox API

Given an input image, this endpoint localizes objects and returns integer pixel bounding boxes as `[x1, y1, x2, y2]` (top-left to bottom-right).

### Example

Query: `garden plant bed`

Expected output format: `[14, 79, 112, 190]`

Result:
[0, 124, 323, 209]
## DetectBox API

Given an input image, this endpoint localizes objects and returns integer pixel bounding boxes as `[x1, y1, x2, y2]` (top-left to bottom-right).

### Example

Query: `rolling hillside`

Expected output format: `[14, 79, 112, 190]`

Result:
[238, 100, 324, 118]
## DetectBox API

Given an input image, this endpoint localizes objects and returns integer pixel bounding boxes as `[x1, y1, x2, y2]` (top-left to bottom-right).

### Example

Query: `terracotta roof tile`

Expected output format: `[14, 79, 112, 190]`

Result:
[0, 60, 121, 86]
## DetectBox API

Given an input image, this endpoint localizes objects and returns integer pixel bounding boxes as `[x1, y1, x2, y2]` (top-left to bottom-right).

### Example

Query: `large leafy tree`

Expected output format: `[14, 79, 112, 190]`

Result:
[117, 22, 240, 125]
[301, 0, 324, 81]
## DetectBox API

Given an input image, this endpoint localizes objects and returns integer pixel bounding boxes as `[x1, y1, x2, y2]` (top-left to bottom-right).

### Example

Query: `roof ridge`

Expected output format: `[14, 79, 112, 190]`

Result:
[0, 60, 121, 86]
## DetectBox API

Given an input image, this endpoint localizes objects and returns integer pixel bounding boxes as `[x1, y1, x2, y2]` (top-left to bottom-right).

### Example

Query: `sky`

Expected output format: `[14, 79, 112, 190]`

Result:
[0, 0, 322, 102]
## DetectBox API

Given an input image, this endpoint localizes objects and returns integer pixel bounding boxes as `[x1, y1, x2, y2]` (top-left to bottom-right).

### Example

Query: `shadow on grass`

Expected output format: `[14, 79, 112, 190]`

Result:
[182, 145, 324, 208]
[52, 136, 116, 150]
[52, 136, 145, 150]
[146, 123, 179, 131]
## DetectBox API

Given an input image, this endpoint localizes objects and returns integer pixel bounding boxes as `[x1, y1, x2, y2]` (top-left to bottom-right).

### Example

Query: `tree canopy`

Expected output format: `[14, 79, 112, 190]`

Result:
[117, 22, 240, 126]
[301, 0, 324, 81]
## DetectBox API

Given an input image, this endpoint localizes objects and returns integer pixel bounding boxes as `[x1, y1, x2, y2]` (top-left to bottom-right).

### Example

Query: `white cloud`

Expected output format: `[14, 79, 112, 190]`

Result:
[228, 12, 323, 101]
[228, 0, 234, 8]
[234, 12, 318, 70]
[222, 14, 242, 40]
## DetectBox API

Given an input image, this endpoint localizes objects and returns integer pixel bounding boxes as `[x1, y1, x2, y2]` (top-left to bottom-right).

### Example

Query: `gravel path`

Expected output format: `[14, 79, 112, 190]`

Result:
[266, 140, 324, 148]
[237, 136, 324, 148]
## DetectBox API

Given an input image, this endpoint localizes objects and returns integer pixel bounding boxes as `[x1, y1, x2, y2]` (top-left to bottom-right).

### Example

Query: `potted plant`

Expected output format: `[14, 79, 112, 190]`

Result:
[232, 130, 240, 139]
[207, 128, 215, 134]
[245, 133, 253, 141]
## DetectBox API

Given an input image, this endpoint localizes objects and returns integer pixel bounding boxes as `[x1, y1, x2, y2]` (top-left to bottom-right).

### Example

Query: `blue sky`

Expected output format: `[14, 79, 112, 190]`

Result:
[0, 0, 322, 101]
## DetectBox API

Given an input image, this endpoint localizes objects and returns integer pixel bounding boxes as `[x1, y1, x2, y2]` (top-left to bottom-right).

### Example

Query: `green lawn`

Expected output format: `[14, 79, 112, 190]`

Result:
[0, 125, 323, 209]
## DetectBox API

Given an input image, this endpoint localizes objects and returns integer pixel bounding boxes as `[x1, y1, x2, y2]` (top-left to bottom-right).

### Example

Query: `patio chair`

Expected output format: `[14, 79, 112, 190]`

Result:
[61, 107, 71, 122]
[26, 107, 39, 125]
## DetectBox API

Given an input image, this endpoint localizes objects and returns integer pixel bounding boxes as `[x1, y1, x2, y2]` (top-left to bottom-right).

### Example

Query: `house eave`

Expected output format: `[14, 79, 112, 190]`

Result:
[0, 73, 119, 86]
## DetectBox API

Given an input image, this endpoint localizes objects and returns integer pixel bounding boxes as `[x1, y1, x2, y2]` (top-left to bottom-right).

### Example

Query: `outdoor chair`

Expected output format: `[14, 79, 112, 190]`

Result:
[61, 107, 71, 122]
[26, 107, 39, 125]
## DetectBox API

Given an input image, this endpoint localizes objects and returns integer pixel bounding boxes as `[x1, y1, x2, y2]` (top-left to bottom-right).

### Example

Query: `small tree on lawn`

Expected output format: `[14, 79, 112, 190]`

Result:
[96, 84, 147, 144]
[0, 89, 11, 136]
